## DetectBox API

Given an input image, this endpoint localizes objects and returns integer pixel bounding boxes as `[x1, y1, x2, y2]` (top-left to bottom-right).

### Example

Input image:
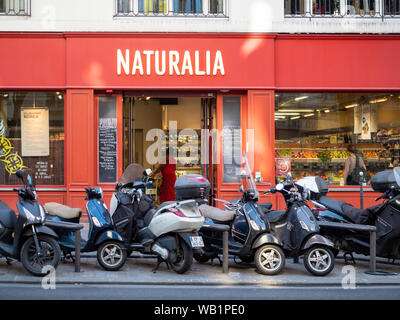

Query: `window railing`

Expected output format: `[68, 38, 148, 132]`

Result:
[284, 0, 400, 18]
[0, 0, 30, 16]
[114, 0, 227, 17]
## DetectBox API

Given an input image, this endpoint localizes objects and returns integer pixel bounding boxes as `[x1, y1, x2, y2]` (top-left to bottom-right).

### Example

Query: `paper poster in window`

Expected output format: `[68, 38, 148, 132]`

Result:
[361, 104, 371, 140]
[354, 105, 362, 134]
[370, 104, 378, 133]
[21, 108, 49, 157]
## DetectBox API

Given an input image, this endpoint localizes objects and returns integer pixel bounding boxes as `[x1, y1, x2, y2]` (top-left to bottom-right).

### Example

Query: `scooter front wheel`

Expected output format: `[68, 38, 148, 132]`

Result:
[169, 240, 193, 274]
[255, 244, 285, 275]
[303, 246, 335, 276]
[20, 235, 61, 277]
[97, 241, 127, 271]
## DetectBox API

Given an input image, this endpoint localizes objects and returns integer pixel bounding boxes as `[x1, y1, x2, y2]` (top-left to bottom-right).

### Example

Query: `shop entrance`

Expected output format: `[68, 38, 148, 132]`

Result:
[122, 93, 217, 205]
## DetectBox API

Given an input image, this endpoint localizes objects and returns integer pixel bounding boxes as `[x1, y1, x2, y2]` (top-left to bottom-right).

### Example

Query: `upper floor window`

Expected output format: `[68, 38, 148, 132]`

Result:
[285, 0, 398, 17]
[0, 0, 30, 16]
[115, 0, 227, 17]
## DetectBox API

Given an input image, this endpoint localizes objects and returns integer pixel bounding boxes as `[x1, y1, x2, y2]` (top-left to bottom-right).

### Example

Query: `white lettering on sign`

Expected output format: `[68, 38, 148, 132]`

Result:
[117, 49, 225, 76]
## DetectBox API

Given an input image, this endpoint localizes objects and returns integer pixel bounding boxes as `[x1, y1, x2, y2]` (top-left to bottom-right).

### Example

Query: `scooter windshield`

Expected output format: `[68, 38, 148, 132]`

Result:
[394, 167, 400, 187]
[118, 163, 144, 186]
[242, 152, 260, 200]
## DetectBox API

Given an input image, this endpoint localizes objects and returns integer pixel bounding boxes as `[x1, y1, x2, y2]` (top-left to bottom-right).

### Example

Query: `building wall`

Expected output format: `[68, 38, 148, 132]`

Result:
[1, 0, 400, 34]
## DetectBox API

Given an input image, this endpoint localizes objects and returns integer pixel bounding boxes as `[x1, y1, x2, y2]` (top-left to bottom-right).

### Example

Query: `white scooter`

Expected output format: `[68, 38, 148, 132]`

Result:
[110, 164, 205, 274]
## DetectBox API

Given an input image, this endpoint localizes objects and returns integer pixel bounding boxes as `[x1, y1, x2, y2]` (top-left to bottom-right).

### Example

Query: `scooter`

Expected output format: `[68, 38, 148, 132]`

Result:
[45, 187, 127, 271]
[262, 174, 337, 276]
[0, 169, 61, 276]
[110, 164, 205, 274]
[195, 153, 287, 275]
[302, 167, 400, 262]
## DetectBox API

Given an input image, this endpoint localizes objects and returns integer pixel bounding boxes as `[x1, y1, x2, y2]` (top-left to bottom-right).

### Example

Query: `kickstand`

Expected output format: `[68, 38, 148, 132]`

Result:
[62, 252, 75, 263]
[344, 252, 356, 265]
[152, 256, 170, 273]
[293, 255, 299, 264]
[5, 257, 14, 265]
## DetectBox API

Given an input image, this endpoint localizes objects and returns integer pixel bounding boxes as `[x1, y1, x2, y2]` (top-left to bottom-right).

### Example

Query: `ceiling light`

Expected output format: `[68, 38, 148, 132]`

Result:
[290, 116, 301, 120]
[303, 113, 315, 117]
[3, 93, 8, 98]
[275, 112, 300, 116]
[369, 98, 388, 104]
[324, 109, 330, 113]
[146, 97, 151, 100]
[344, 103, 359, 109]
[278, 109, 314, 113]
[294, 96, 309, 101]
[274, 116, 286, 119]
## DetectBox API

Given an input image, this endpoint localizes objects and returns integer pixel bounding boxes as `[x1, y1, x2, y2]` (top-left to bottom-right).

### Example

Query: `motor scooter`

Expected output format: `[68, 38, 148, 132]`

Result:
[301, 167, 400, 262]
[45, 187, 127, 271]
[110, 164, 205, 274]
[262, 174, 337, 276]
[0, 169, 61, 276]
[195, 153, 287, 275]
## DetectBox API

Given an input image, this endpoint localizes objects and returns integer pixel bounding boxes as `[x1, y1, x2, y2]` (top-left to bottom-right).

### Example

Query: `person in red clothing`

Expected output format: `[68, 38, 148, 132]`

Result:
[153, 148, 177, 203]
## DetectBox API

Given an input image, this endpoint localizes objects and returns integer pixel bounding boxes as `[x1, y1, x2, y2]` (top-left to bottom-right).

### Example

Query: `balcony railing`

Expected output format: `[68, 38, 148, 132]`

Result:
[114, 0, 228, 17]
[0, 0, 31, 16]
[284, 0, 400, 19]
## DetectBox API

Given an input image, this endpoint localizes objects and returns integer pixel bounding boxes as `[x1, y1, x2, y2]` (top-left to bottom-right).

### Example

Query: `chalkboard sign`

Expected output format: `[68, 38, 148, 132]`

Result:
[98, 96, 117, 183]
[222, 96, 241, 183]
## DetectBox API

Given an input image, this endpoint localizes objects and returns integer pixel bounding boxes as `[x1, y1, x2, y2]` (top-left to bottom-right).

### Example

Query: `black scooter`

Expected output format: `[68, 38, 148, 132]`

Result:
[0, 169, 61, 276]
[307, 167, 400, 262]
[262, 174, 337, 276]
[195, 153, 287, 275]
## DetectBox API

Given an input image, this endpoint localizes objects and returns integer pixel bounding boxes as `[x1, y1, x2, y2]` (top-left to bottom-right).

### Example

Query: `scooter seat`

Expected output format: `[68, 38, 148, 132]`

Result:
[318, 196, 346, 215]
[199, 204, 235, 222]
[0, 201, 17, 229]
[265, 210, 286, 223]
[44, 202, 82, 220]
[259, 202, 273, 212]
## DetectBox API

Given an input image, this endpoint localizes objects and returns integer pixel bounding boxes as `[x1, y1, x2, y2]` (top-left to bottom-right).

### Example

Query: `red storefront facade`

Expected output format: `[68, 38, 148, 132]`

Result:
[1, 32, 399, 215]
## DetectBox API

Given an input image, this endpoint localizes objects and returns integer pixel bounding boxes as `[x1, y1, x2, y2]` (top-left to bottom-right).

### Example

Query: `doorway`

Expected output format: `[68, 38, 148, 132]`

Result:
[122, 93, 217, 204]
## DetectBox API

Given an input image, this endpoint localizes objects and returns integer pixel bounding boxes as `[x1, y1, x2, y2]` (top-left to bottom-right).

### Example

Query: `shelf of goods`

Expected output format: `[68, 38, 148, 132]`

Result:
[275, 142, 392, 186]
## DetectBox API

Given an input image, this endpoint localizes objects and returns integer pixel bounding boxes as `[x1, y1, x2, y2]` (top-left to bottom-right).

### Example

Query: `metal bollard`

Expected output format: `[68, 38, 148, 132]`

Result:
[222, 230, 229, 273]
[75, 230, 81, 272]
[359, 171, 364, 210]
[369, 229, 376, 273]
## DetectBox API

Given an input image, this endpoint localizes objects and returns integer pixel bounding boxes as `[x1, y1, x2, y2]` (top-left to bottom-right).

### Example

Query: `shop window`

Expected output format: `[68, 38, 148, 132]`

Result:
[346, 0, 376, 15]
[275, 93, 400, 186]
[0, 92, 64, 186]
[222, 96, 241, 183]
[384, 0, 400, 15]
[285, 0, 305, 15]
[209, 0, 224, 14]
[0, 0, 30, 15]
[313, 0, 340, 15]
[139, 0, 168, 14]
[115, 0, 226, 16]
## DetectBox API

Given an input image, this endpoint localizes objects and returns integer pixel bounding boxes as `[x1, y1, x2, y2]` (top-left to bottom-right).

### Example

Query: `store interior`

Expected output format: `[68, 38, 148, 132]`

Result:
[122, 95, 216, 201]
[275, 93, 400, 185]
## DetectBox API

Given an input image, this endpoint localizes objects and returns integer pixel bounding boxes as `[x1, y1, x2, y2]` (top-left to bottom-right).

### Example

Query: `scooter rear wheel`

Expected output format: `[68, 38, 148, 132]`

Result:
[255, 244, 285, 275]
[169, 240, 193, 274]
[20, 235, 61, 277]
[97, 241, 127, 271]
[303, 246, 335, 276]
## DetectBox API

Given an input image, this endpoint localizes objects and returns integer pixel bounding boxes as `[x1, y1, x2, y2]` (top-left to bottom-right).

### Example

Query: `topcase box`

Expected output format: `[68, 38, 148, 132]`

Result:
[175, 174, 210, 200]
[371, 170, 398, 193]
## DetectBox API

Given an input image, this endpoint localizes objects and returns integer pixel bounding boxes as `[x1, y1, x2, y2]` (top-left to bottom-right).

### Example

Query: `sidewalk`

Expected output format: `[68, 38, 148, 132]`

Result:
[0, 253, 399, 287]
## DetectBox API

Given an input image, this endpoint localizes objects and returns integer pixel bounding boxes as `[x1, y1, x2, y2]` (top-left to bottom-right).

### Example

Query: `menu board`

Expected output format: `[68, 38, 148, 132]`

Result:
[222, 96, 241, 183]
[21, 108, 49, 157]
[98, 96, 117, 183]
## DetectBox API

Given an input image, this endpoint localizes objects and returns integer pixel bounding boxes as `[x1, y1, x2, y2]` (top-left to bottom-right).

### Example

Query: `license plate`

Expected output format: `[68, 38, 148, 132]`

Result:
[190, 236, 204, 248]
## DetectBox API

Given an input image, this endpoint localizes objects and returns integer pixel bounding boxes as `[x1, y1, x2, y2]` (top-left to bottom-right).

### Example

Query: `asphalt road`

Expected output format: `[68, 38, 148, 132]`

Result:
[1, 283, 400, 300]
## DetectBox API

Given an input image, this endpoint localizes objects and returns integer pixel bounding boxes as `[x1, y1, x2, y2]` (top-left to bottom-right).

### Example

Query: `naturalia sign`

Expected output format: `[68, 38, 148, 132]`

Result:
[117, 49, 225, 76]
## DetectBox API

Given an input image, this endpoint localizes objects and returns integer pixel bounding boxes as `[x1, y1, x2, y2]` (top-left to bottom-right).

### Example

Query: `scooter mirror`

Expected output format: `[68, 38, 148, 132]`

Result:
[16, 169, 25, 181]
[276, 183, 284, 191]
[239, 170, 247, 179]
[238, 184, 244, 193]
[394, 167, 400, 187]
